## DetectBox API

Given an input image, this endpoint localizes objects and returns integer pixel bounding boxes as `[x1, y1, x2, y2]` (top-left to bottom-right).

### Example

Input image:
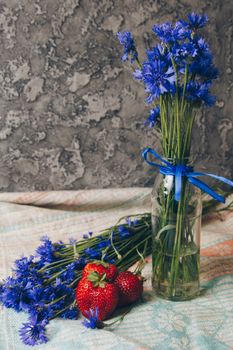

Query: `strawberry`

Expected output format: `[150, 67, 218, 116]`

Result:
[114, 271, 143, 307]
[76, 271, 119, 321]
[82, 261, 118, 282]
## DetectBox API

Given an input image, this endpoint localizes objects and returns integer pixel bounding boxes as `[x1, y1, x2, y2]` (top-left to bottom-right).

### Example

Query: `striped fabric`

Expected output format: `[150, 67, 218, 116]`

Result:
[0, 189, 233, 350]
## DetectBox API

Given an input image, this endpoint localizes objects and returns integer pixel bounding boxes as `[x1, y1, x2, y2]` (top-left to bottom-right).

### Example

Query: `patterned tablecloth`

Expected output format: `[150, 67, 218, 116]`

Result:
[0, 189, 233, 350]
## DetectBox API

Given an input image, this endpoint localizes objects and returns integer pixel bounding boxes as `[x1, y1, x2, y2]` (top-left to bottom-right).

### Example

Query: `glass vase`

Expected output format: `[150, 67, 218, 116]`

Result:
[151, 171, 202, 301]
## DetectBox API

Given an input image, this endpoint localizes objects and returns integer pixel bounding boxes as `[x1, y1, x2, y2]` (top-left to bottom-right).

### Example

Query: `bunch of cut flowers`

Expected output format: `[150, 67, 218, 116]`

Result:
[117, 12, 233, 300]
[0, 214, 151, 346]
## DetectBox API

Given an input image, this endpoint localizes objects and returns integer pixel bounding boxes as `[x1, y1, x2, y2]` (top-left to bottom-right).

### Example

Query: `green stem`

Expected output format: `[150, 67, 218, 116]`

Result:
[181, 64, 189, 117]
[136, 57, 142, 69]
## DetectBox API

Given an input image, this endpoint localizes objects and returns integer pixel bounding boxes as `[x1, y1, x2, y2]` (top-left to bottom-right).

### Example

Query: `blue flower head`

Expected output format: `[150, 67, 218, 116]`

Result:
[153, 21, 190, 44]
[69, 238, 77, 245]
[13, 255, 43, 285]
[42, 278, 74, 313]
[117, 31, 138, 62]
[171, 40, 198, 65]
[102, 255, 115, 264]
[126, 217, 139, 227]
[97, 238, 111, 249]
[59, 259, 86, 283]
[185, 81, 216, 107]
[60, 263, 77, 283]
[0, 284, 4, 302]
[27, 285, 45, 307]
[0, 278, 34, 312]
[152, 22, 173, 43]
[118, 225, 131, 238]
[36, 236, 56, 264]
[14, 255, 34, 274]
[84, 247, 102, 260]
[19, 314, 48, 346]
[187, 13, 208, 30]
[59, 306, 79, 320]
[73, 257, 87, 270]
[82, 308, 104, 329]
[36, 236, 65, 264]
[134, 58, 176, 104]
[189, 38, 218, 80]
[83, 232, 93, 240]
[144, 106, 160, 128]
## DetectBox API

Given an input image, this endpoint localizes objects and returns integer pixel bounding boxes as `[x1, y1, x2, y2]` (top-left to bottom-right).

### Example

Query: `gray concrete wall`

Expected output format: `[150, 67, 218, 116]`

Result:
[0, 0, 232, 191]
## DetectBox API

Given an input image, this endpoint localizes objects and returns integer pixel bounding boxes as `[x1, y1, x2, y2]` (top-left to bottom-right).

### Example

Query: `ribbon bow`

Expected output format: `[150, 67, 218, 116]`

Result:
[142, 148, 233, 203]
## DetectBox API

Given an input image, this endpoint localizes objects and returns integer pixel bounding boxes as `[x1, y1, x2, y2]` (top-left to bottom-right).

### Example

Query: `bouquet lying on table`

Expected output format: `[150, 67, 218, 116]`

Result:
[0, 214, 151, 346]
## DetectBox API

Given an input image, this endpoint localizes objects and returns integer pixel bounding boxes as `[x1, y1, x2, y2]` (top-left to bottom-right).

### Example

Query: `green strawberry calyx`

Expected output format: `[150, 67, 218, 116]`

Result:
[92, 260, 109, 268]
[88, 271, 107, 288]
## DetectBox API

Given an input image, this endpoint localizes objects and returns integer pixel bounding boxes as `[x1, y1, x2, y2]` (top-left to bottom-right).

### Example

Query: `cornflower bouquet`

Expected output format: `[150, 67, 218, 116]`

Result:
[0, 214, 151, 346]
[117, 13, 233, 300]
[117, 13, 218, 168]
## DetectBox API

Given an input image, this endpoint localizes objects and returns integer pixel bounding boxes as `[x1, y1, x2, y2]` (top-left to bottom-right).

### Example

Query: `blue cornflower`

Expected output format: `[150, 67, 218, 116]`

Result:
[59, 306, 79, 320]
[60, 259, 86, 282]
[134, 58, 176, 104]
[102, 255, 115, 264]
[152, 21, 190, 44]
[118, 225, 131, 238]
[27, 285, 45, 308]
[152, 22, 173, 43]
[19, 314, 48, 346]
[171, 40, 198, 64]
[82, 308, 104, 329]
[97, 238, 111, 249]
[36, 236, 65, 264]
[45, 278, 74, 303]
[0, 283, 4, 303]
[117, 31, 138, 62]
[84, 247, 102, 259]
[126, 217, 139, 227]
[69, 238, 77, 245]
[60, 263, 77, 283]
[36, 236, 56, 263]
[14, 255, 34, 274]
[83, 232, 93, 239]
[74, 257, 87, 269]
[190, 60, 218, 80]
[189, 38, 218, 80]
[196, 37, 211, 54]
[185, 81, 216, 106]
[41, 278, 74, 315]
[147, 44, 168, 61]
[13, 256, 43, 285]
[29, 305, 55, 323]
[144, 106, 160, 128]
[187, 13, 208, 30]
[0, 278, 33, 312]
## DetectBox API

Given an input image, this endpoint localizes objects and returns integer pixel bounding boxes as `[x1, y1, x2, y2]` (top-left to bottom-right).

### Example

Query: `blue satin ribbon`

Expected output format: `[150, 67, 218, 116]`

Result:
[142, 148, 233, 203]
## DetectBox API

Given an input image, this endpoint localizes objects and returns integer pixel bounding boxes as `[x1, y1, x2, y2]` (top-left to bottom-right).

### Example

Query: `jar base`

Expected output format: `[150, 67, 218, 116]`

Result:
[152, 279, 200, 301]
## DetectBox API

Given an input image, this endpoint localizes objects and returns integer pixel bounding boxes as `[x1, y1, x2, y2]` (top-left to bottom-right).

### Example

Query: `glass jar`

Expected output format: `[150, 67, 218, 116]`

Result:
[151, 171, 202, 301]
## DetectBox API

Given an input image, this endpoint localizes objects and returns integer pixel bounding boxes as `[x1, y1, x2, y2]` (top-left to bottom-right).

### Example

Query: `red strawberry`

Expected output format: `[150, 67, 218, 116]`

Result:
[82, 261, 118, 282]
[76, 271, 119, 321]
[114, 271, 143, 307]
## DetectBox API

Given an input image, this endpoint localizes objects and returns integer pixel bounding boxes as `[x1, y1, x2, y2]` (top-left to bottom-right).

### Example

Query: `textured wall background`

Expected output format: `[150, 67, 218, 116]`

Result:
[0, 0, 232, 191]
